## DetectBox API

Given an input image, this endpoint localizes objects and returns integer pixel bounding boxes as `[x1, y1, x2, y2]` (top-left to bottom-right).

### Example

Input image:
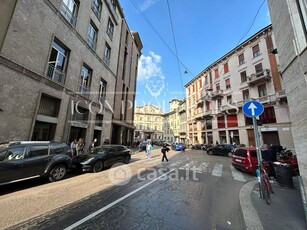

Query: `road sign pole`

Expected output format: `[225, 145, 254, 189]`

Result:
[253, 116, 263, 198]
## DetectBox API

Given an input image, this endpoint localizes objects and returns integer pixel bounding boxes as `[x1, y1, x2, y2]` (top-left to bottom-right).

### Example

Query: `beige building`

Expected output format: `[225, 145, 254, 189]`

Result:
[163, 99, 182, 143]
[185, 25, 294, 149]
[267, 0, 307, 213]
[0, 0, 141, 149]
[134, 105, 163, 141]
[178, 99, 188, 143]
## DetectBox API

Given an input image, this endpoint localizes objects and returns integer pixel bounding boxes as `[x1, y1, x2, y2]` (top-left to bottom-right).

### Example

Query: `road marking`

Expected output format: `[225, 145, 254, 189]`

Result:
[230, 165, 246, 182]
[64, 169, 175, 230]
[212, 163, 223, 177]
[199, 162, 210, 173]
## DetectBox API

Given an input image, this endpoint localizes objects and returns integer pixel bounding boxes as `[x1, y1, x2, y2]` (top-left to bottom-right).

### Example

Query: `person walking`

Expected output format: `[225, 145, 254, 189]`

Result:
[146, 142, 153, 159]
[161, 144, 170, 162]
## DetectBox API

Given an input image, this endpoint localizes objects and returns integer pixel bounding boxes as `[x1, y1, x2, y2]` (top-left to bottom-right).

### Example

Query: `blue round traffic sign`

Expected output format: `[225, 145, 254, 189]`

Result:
[242, 100, 264, 117]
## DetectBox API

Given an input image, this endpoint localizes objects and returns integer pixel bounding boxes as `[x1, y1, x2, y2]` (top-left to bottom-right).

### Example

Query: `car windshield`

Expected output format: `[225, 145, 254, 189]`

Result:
[91, 146, 111, 155]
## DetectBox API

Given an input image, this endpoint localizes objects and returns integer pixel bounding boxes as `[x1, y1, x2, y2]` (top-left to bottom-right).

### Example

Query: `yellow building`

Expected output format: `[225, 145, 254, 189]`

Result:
[134, 105, 163, 141]
[163, 99, 182, 143]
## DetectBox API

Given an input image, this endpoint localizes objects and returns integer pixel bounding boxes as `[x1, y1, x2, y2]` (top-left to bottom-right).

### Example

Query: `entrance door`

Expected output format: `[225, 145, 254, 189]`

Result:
[262, 131, 280, 146]
[247, 129, 255, 147]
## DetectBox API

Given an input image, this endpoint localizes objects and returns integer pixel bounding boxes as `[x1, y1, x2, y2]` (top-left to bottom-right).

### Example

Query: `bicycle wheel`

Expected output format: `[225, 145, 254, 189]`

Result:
[265, 174, 274, 194]
[260, 177, 271, 205]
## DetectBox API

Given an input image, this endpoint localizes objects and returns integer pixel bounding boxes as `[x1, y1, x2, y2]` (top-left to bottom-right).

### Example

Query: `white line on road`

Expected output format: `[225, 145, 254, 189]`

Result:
[230, 165, 246, 182]
[212, 163, 223, 177]
[63, 169, 175, 230]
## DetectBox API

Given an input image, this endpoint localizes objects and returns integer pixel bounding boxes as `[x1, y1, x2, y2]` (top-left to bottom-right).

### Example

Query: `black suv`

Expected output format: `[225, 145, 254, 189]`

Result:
[0, 141, 72, 185]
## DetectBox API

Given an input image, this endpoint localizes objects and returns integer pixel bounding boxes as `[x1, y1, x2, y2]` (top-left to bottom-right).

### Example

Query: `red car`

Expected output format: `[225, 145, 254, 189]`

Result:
[232, 147, 272, 175]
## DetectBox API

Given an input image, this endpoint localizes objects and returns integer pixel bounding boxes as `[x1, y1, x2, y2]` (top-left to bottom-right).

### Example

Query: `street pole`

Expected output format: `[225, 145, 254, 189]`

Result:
[253, 116, 263, 198]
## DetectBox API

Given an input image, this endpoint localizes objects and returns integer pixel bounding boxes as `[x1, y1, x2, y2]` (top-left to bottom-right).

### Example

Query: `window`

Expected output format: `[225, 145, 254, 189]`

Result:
[80, 65, 92, 96]
[47, 39, 69, 84]
[92, 0, 102, 19]
[107, 18, 114, 39]
[205, 76, 208, 84]
[259, 107, 276, 124]
[225, 79, 231, 89]
[255, 63, 263, 75]
[214, 68, 219, 78]
[238, 53, 245, 65]
[227, 95, 232, 104]
[224, 63, 229, 74]
[258, 84, 267, 97]
[242, 89, 249, 100]
[239, 71, 247, 83]
[216, 83, 220, 91]
[103, 43, 111, 65]
[217, 115, 225, 128]
[298, 0, 307, 33]
[87, 22, 98, 51]
[0, 147, 25, 161]
[29, 145, 49, 157]
[217, 99, 222, 109]
[252, 44, 260, 58]
[98, 78, 107, 103]
[38, 94, 61, 117]
[61, 0, 78, 26]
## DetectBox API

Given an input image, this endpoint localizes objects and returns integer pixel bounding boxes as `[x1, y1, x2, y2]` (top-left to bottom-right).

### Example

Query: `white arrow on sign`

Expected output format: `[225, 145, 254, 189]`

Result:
[248, 102, 257, 116]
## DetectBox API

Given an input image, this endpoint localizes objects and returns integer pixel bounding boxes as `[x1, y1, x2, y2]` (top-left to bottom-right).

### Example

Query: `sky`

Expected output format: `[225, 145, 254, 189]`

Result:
[119, 0, 271, 112]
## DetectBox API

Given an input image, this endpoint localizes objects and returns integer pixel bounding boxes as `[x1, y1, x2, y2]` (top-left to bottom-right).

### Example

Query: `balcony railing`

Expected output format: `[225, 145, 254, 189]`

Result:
[60, 3, 77, 27]
[211, 89, 224, 99]
[247, 69, 271, 85]
[276, 89, 286, 99]
[79, 85, 90, 97]
[47, 65, 66, 84]
[202, 94, 211, 101]
[87, 36, 97, 51]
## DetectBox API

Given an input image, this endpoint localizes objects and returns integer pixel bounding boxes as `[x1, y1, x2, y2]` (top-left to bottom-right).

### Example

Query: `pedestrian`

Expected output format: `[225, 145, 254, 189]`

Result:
[70, 139, 77, 157]
[76, 138, 85, 156]
[161, 144, 170, 162]
[146, 142, 153, 159]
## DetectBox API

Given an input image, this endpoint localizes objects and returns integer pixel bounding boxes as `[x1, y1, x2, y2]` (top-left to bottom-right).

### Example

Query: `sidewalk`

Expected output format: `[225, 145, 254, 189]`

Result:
[240, 177, 307, 230]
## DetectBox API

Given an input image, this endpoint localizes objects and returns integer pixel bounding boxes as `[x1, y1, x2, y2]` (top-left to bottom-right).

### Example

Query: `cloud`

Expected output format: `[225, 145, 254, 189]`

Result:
[139, 0, 160, 11]
[137, 51, 163, 81]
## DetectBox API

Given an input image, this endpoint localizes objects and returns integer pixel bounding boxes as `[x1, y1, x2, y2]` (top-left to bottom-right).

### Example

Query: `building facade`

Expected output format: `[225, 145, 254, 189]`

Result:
[267, 0, 307, 212]
[185, 25, 294, 149]
[163, 99, 182, 143]
[0, 0, 141, 149]
[133, 105, 163, 141]
[178, 99, 188, 143]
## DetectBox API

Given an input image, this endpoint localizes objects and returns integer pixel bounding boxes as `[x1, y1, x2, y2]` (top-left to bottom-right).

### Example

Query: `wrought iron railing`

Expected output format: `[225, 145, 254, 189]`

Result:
[46, 65, 66, 84]
[60, 3, 77, 27]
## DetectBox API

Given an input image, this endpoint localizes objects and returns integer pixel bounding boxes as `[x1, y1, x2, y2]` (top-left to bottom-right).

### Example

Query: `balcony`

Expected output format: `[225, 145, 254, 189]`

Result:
[47, 65, 66, 84]
[179, 129, 187, 135]
[196, 99, 204, 108]
[60, 3, 77, 27]
[211, 89, 224, 99]
[276, 89, 286, 100]
[247, 69, 271, 86]
[204, 110, 213, 117]
[202, 94, 211, 102]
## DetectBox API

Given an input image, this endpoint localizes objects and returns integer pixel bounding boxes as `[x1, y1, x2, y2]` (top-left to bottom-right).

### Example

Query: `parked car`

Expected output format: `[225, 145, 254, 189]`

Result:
[232, 147, 271, 175]
[0, 141, 72, 185]
[206, 144, 235, 157]
[190, 144, 203, 150]
[74, 145, 131, 173]
[172, 143, 186, 151]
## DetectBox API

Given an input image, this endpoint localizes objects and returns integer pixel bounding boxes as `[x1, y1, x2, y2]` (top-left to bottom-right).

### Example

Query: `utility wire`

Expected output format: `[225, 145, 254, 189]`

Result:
[166, 0, 185, 94]
[129, 0, 194, 78]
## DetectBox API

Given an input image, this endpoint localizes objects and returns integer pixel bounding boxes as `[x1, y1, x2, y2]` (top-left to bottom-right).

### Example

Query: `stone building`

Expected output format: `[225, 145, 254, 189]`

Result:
[178, 99, 187, 143]
[0, 0, 142, 149]
[267, 0, 307, 213]
[163, 99, 182, 143]
[133, 104, 163, 141]
[185, 25, 294, 149]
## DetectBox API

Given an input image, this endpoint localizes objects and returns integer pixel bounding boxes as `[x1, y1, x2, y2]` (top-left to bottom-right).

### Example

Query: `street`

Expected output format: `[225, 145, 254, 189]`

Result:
[1, 148, 255, 230]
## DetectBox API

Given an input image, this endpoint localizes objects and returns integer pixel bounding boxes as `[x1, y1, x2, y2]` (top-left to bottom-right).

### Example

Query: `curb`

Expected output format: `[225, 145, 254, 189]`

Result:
[239, 180, 263, 230]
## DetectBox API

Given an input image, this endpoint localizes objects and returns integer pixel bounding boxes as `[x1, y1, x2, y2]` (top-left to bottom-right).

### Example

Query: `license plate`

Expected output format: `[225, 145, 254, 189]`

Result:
[235, 159, 242, 162]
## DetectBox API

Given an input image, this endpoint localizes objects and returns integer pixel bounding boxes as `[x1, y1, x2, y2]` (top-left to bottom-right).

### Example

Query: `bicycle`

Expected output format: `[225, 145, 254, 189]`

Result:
[256, 164, 274, 205]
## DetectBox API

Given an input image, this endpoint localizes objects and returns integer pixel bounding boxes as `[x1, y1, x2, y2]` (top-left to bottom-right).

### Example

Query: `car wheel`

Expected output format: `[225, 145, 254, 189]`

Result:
[208, 150, 213, 155]
[48, 164, 67, 182]
[93, 160, 104, 173]
[227, 152, 232, 157]
[124, 156, 130, 164]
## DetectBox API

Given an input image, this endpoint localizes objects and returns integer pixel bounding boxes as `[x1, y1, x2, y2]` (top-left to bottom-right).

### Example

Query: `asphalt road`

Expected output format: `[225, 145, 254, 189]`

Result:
[1, 148, 255, 230]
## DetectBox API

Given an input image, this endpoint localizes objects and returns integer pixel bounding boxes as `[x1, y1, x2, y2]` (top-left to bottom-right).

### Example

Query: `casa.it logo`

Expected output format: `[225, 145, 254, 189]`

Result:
[108, 163, 132, 186]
